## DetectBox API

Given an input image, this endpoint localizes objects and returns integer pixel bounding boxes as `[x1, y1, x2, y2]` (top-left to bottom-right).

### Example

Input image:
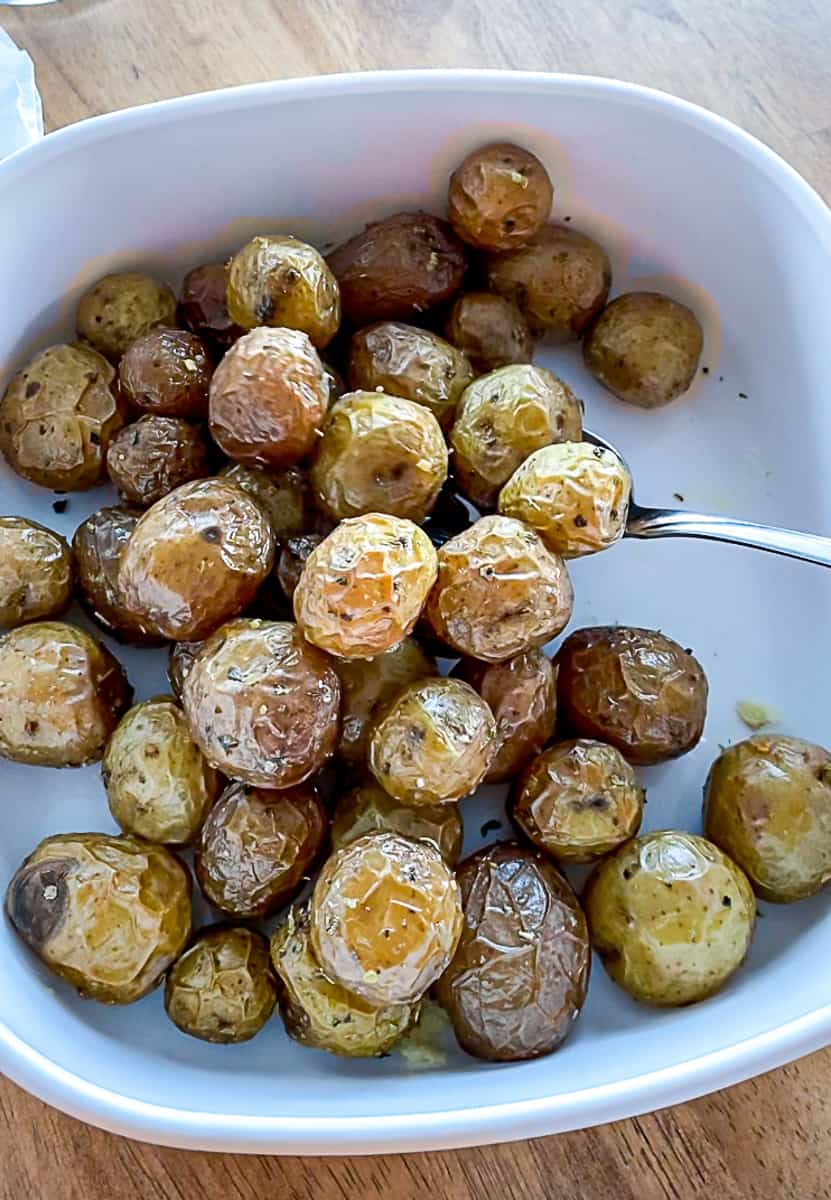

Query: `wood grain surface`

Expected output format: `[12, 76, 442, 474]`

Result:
[1, 1, 830, 1196]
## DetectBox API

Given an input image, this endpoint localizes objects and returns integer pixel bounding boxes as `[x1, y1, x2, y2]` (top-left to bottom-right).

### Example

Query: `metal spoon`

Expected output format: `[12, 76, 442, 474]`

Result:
[583, 429, 831, 568]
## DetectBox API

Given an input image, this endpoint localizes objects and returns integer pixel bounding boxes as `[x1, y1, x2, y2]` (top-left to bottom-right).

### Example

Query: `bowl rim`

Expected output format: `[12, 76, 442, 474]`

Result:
[2, 67, 830, 1154]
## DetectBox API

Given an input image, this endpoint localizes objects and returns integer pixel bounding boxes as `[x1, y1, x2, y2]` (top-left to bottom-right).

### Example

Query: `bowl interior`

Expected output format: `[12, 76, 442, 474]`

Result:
[1, 74, 830, 1143]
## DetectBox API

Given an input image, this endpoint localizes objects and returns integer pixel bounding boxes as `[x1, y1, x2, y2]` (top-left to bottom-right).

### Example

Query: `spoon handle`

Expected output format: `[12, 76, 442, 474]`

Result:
[627, 507, 831, 568]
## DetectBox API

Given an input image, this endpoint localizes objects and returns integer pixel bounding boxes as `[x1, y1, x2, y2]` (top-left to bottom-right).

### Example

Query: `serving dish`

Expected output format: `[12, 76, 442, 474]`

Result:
[1, 69, 830, 1154]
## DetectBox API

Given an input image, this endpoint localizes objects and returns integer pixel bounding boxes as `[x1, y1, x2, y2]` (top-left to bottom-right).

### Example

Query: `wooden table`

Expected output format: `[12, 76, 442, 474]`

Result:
[1, 1, 830, 1196]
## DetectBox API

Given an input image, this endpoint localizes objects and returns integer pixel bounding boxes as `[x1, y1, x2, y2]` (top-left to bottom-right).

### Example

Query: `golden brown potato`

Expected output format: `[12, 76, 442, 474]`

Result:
[5, 833, 191, 1003]
[369, 676, 496, 805]
[436, 842, 590, 1061]
[294, 514, 438, 659]
[310, 391, 448, 523]
[106, 415, 212, 507]
[584, 831, 756, 1006]
[498, 441, 631, 558]
[309, 832, 463, 1005]
[227, 235, 340, 348]
[118, 327, 213, 418]
[424, 515, 573, 662]
[328, 213, 466, 325]
[103, 696, 222, 845]
[450, 364, 582, 509]
[182, 619, 340, 789]
[331, 779, 462, 865]
[220, 463, 311, 540]
[347, 322, 474, 429]
[180, 263, 244, 352]
[72, 506, 159, 644]
[209, 326, 329, 469]
[0, 343, 126, 491]
[118, 477, 275, 641]
[334, 637, 437, 765]
[276, 533, 325, 602]
[557, 626, 708, 765]
[444, 291, 534, 373]
[583, 292, 703, 408]
[448, 142, 553, 252]
[454, 649, 558, 784]
[167, 640, 202, 701]
[165, 926, 277, 1043]
[0, 621, 132, 767]
[486, 224, 611, 340]
[703, 735, 831, 903]
[195, 779, 328, 916]
[0, 518, 73, 629]
[511, 739, 644, 862]
[76, 272, 178, 362]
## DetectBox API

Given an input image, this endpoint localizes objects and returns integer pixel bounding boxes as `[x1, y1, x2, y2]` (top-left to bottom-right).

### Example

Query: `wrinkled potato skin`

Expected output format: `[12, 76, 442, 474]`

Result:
[310, 832, 463, 1005]
[103, 697, 222, 845]
[584, 831, 755, 1006]
[0, 621, 132, 767]
[106, 415, 212, 507]
[119, 327, 212, 419]
[182, 619, 340, 789]
[332, 780, 462, 865]
[227, 235, 340, 348]
[328, 213, 466, 326]
[272, 903, 417, 1057]
[450, 365, 582, 509]
[511, 739, 644, 863]
[0, 343, 126, 491]
[347, 323, 474, 429]
[180, 263, 244, 352]
[209, 326, 329, 469]
[584, 292, 703, 409]
[311, 391, 448, 524]
[294, 514, 438, 659]
[557, 626, 708, 765]
[445, 292, 534, 374]
[436, 843, 590, 1061]
[424, 515, 573, 662]
[76, 272, 178, 363]
[118, 478, 275, 641]
[448, 143, 553, 252]
[486, 225, 611, 340]
[277, 534, 325, 602]
[220, 463, 311, 540]
[369, 676, 496, 805]
[498, 441, 631, 558]
[335, 637, 437, 765]
[5, 833, 191, 1003]
[454, 650, 558, 784]
[72, 507, 159, 644]
[0, 518, 73, 629]
[165, 926, 277, 1043]
[167, 640, 203, 701]
[196, 779, 327, 917]
[703, 735, 831, 903]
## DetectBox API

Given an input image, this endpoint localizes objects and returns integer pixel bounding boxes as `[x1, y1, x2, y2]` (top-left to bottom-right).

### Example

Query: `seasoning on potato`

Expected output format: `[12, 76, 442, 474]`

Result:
[180, 263, 244, 352]
[73, 506, 160, 644]
[0, 621, 132, 767]
[182, 618, 340, 789]
[436, 842, 590, 1061]
[444, 291, 535, 374]
[227, 234, 341, 348]
[165, 926, 277, 1043]
[448, 142, 553, 252]
[103, 696, 222, 845]
[0, 518, 73, 629]
[498, 441, 631, 557]
[76, 271, 178, 362]
[0, 343, 126, 491]
[557, 625, 708, 764]
[119, 327, 212, 420]
[106, 415, 212, 507]
[294, 513, 438, 659]
[118, 477, 275, 641]
[584, 831, 756, 1006]
[331, 779, 463, 865]
[5, 832, 191, 1003]
[220, 462, 311, 540]
[703, 734, 831, 903]
[309, 832, 463, 1006]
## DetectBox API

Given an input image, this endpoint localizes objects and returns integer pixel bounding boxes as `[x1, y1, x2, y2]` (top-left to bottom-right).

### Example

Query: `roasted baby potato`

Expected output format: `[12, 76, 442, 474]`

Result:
[0, 517, 73, 629]
[448, 142, 553, 252]
[0, 621, 132, 767]
[167, 639, 203, 701]
[5, 832, 191, 1003]
[436, 842, 590, 1061]
[180, 263, 244, 352]
[165, 925, 277, 1043]
[182, 618, 340, 789]
[276, 533, 325, 603]
[72, 506, 159, 644]
[444, 291, 534, 374]
[103, 696, 221, 845]
[331, 779, 463, 865]
[119, 327, 213, 419]
[703, 735, 831, 903]
[106, 415, 212, 507]
[557, 626, 708, 765]
[76, 271, 178, 362]
[227, 235, 340, 348]
[584, 831, 755, 1006]
[220, 462, 311, 540]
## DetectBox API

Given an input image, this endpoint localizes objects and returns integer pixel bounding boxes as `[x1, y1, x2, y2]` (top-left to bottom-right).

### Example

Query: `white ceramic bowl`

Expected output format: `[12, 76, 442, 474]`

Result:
[1, 70, 830, 1155]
